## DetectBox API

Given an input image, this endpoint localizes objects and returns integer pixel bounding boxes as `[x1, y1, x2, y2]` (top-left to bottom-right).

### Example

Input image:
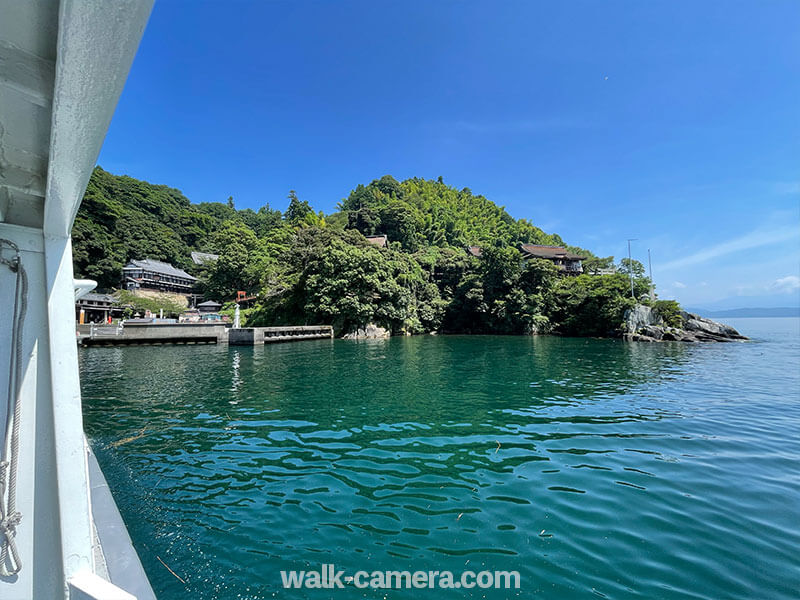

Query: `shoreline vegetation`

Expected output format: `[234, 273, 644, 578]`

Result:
[74, 167, 744, 342]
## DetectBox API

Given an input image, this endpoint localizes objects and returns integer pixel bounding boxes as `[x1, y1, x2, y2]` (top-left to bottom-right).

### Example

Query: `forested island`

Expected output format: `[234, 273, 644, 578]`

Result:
[73, 167, 690, 338]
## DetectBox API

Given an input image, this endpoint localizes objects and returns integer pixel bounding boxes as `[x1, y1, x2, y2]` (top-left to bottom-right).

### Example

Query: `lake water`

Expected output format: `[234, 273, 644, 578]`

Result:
[80, 318, 800, 599]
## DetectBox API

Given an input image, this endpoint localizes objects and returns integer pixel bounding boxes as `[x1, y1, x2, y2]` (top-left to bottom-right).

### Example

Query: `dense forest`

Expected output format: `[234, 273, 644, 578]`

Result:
[73, 167, 662, 336]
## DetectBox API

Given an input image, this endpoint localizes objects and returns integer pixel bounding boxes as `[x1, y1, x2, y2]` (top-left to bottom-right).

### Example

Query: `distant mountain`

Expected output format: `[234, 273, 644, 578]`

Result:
[686, 292, 800, 312]
[686, 307, 800, 318]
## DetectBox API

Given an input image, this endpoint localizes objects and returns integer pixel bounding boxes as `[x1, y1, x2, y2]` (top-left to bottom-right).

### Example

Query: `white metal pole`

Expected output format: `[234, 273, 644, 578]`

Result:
[627, 239, 637, 299]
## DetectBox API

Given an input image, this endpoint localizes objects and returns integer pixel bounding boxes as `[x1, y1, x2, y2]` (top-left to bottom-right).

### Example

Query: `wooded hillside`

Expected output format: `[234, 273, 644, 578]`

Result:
[73, 167, 655, 336]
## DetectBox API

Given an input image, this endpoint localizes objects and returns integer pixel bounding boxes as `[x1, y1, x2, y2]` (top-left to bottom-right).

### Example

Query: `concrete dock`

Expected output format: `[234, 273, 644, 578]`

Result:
[78, 323, 333, 346]
[228, 325, 334, 345]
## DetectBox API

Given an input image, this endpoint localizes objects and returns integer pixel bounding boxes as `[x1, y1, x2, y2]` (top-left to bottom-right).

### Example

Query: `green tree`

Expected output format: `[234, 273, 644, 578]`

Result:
[654, 300, 684, 328]
[619, 258, 646, 278]
[378, 202, 424, 251]
[202, 221, 269, 300]
[617, 258, 653, 299]
[478, 248, 559, 334]
[285, 190, 316, 226]
[550, 274, 638, 336]
[238, 204, 283, 237]
[252, 228, 412, 334]
[583, 255, 615, 275]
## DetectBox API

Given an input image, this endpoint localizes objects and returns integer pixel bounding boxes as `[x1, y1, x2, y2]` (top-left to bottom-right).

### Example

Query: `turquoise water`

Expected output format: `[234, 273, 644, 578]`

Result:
[80, 318, 800, 599]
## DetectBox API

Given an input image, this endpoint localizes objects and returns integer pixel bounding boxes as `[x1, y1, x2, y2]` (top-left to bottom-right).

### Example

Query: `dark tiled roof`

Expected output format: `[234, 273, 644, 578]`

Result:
[520, 244, 586, 260]
[122, 258, 197, 280]
[78, 292, 114, 303]
[196, 300, 222, 307]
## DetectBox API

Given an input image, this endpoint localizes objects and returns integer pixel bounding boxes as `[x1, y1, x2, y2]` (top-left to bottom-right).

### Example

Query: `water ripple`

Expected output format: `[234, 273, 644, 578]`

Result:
[81, 320, 800, 600]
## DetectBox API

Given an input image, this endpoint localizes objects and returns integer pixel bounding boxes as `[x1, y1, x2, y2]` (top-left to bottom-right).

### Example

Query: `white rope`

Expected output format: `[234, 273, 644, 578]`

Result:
[0, 239, 27, 576]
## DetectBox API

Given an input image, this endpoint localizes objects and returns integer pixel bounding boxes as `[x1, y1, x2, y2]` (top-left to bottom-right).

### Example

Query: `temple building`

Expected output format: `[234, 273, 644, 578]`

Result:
[122, 258, 198, 294]
[519, 244, 586, 274]
[464, 244, 586, 274]
[74, 292, 120, 323]
[197, 300, 222, 313]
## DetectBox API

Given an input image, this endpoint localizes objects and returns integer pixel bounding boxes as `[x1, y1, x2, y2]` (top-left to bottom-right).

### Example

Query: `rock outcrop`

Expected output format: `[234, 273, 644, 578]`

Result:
[342, 323, 391, 339]
[623, 305, 747, 343]
[624, 304, 662, 333]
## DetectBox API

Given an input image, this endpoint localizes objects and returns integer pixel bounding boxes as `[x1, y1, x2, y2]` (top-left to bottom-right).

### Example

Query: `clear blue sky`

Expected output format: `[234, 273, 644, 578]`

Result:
[99, 0, 800, 308]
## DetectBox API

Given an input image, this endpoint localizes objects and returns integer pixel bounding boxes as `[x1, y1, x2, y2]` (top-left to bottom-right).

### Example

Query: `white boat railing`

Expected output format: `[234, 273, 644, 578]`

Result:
[0, 0, 154, 597]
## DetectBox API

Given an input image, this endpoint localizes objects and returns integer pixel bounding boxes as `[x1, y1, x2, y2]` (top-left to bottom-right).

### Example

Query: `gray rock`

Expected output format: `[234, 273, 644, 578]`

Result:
[683, 313, 746, 339]
[624, 333, 658, 342]
[624, 304, 663, 333]
[342, 323, 391, 339]
[639, 325, 664, 340]
[623, 304, 747, 343]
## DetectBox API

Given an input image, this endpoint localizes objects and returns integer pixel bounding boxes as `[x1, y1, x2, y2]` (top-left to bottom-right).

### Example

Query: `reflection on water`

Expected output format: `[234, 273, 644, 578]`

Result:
[81, 323, 800, 600]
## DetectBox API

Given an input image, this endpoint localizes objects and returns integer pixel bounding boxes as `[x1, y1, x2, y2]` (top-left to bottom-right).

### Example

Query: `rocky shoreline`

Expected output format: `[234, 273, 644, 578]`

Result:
[623, 304, 748, 343]
[339, 305, 749, 342]
[342, 324, 392, 339]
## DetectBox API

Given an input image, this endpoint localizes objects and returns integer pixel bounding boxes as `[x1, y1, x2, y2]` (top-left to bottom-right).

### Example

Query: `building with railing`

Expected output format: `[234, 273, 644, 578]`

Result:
[464, 244, 586, 274]
[75, 292, 121, 323]
[519, 244, 586, 274]
[122, 258, 198, 294]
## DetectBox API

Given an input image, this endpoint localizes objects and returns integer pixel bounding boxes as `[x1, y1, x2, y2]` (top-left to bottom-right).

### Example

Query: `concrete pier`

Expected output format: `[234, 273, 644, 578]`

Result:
[78, 323, 333, 346]
[228, 325, 334, 345]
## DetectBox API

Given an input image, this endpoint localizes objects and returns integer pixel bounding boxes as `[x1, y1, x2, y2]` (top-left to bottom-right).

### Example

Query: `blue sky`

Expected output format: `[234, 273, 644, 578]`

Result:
[99, 0, 800, 308]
